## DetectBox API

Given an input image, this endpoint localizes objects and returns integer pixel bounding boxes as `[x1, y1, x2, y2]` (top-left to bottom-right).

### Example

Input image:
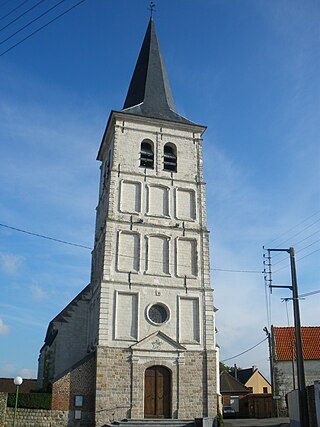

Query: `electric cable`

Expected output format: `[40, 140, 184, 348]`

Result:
[0, 0, 47, 33]
[0, 0, 86, 57]
[292, 229, 320, 248]
[0, 222, 92, 250]
[299, 289, 320, 298]
[0, 221, 263, 274]
[221, 337, 268, 362]
[273, 247, 320, 273]
[266, 209, 320, 247]
[0, 0, 31, 22]
[0, 0, 69, 47]
[298, 248, 320, 262]
[264, 279, 271, 330]
[211, 268, 262, 274]
[281, 289, 320, 300]
[270, 222, 320, 262]
[273, 217, 320, 250]
[268, 237, 320, 268]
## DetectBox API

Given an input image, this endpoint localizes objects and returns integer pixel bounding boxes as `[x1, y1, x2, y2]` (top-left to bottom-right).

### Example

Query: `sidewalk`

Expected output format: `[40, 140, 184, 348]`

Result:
[223, 418, 290, 427]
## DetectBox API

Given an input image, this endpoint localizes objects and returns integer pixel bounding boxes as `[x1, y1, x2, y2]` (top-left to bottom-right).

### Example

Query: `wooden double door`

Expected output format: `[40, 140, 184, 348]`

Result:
[144, 366, 171, 418]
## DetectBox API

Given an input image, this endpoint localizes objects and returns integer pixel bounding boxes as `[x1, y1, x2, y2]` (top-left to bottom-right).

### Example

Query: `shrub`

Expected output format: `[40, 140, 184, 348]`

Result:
[7, 392, 52, 409]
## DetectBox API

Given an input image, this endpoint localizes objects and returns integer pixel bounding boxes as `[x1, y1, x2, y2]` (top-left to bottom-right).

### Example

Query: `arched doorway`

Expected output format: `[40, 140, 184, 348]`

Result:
[144, 365, 171, 418]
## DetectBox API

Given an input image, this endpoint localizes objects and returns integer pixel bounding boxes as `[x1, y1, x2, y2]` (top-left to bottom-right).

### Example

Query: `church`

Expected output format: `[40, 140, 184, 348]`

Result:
[37, 17, 218, 426]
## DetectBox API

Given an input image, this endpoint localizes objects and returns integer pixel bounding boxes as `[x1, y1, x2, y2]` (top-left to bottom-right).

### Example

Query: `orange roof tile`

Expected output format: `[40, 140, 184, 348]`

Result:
[272, 326, 320, 361]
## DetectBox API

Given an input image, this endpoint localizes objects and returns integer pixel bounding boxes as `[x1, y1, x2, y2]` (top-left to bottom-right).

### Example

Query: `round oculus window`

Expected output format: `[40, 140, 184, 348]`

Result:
[148, 304, 169, 325]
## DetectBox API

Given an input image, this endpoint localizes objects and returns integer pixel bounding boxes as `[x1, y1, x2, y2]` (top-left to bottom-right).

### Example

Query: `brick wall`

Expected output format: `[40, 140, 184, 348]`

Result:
[52, 353, 96, 425]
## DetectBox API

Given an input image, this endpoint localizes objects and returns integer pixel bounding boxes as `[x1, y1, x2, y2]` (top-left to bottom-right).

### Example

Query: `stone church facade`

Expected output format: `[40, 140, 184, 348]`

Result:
[38, 18, 218, 426]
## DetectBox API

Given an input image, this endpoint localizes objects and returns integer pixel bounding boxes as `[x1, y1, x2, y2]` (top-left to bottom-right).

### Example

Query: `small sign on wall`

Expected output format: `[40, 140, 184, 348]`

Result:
[75, 395, 83, 407]
[74, 410, 82, 420]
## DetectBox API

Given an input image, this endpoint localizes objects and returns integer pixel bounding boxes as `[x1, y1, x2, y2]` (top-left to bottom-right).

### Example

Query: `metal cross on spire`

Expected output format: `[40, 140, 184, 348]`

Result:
[148, 2, 156, 17]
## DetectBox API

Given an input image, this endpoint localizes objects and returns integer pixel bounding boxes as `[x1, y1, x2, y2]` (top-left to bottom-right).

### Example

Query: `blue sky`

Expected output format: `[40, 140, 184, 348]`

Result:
[0, 0, 319, 381]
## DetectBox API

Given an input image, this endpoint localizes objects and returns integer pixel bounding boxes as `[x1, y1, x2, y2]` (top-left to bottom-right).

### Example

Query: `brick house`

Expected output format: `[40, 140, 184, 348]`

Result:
[37, 17, 218, 427]
[220, 371, 250, 414]
[220, 371, 273, 418]
[272, 326, 320, 414]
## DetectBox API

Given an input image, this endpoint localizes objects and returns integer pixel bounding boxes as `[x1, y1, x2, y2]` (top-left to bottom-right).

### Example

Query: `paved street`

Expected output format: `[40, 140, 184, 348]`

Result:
[224, 418, 290, 427]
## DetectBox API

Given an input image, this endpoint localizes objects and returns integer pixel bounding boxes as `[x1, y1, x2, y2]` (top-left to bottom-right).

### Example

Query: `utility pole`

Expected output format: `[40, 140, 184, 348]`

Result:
[263, 326, 278, 417]
[289, 247, 308, 427]
[263, 247, 309, 427]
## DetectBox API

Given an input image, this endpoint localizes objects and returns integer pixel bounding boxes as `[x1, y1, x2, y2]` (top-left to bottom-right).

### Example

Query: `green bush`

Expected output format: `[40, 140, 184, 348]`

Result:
[7, 392, 52, 409]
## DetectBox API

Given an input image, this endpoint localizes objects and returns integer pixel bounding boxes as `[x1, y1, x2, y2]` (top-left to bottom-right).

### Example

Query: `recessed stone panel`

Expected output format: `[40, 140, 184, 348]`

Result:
[177, 238, 197, 277]
[120, 180, 141, 213]
[179, 297, 200, 343]
[115, 292, 138, 340]
[146, 235, 170, 275]
[147, 185, 169, 217]
[117, 232, 140, 272]
[176, 189, 196, 220]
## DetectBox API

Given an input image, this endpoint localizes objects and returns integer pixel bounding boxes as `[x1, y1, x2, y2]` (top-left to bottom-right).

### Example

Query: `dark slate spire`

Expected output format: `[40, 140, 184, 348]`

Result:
[122, 18, 195, 125]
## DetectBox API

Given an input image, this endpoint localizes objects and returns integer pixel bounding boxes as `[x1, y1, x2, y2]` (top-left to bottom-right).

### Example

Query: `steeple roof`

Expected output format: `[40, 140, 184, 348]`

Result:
[122, 18, 195, 125]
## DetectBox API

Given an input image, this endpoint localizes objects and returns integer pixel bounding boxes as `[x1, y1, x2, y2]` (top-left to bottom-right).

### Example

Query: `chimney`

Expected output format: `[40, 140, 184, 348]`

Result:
[252, 365, 256, 372]
[234, 364, 237, 380]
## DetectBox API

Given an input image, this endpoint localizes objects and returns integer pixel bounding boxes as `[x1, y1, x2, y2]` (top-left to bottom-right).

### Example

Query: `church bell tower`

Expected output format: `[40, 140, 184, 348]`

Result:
[90, 17, 218, 423]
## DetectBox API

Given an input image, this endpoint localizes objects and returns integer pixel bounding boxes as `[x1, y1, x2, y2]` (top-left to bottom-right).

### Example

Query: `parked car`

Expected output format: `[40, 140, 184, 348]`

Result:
[223, 405, 235, 415]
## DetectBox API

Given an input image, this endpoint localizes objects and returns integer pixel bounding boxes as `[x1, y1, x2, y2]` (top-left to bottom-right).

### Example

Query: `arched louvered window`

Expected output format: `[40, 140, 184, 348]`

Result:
[163, 143, 177, 172]
[140, 140, 154, 169]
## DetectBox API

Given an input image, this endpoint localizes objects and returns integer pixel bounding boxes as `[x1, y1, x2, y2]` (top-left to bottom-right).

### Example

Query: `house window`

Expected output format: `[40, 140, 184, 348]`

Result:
[140, 140, 154, 169]
[263, 387, 268, 394]
[163, 143, 177, 172]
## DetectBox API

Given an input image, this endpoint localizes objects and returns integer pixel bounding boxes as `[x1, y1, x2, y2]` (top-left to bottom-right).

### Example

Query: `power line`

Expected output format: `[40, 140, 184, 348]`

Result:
[298, 247, 320, 262]
[221, 337, 268, 362]
[266, 209, 320, 247]
[264, 282, 271, 330]
[272, 230, 320, 265]
[0, 0, 68, 46]
[0, 0, 86, 57]
[269, 237, 320, 268]
[0, 221, 263, 274]
[282, 289, 320, 300]
[293, 229, 320, 248]
[0, 0, 47, 33]
[0, 0, 31, 22]
[271, 223, 320, 263]
[299, 289, 320, 298]
[0, 222, 92, 250]
[212, 268, 262, 274]
[273, 247, 320, 273]
[276, 217, 320, 248]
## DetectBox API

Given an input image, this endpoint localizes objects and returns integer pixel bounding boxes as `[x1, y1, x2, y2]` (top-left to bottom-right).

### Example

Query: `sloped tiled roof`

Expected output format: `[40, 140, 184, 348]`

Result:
[272, 326, 320, 361]
[220, 371, 250, 393]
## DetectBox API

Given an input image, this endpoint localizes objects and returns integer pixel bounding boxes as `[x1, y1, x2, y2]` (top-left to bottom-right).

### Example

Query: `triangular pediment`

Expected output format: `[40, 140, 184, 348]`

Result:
[131, 331, 186, 352]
